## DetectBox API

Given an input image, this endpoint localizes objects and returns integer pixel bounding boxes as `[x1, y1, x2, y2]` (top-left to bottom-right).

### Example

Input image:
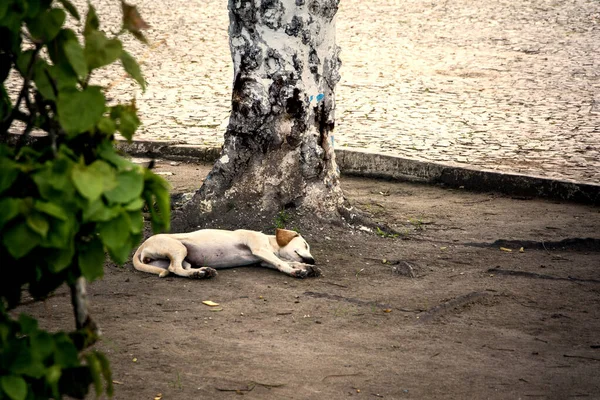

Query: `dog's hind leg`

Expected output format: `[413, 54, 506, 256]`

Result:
[159, 238, 216, 279]
[136, 235, 216, 279]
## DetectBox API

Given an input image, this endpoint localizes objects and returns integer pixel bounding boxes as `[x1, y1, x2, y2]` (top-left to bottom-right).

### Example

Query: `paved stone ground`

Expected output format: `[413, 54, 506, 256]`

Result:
[39, 1, 600, 183]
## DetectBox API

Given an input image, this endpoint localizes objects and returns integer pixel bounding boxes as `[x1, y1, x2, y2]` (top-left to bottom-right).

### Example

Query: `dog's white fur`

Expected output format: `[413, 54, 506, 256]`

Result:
[132, 228, 320, 279]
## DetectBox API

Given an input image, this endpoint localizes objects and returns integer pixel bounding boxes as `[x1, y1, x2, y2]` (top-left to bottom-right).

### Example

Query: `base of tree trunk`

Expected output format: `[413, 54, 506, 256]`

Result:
[171, 0, 383, 234]
[171, 184, 394, 237]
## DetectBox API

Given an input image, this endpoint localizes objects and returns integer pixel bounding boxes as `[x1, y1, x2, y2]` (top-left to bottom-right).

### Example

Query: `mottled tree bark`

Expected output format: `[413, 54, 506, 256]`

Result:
[189, 0, 344, 218]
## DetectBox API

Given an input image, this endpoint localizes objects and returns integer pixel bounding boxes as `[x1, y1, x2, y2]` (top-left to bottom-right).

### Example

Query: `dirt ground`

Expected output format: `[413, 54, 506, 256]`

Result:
[18, 159, 600, 399]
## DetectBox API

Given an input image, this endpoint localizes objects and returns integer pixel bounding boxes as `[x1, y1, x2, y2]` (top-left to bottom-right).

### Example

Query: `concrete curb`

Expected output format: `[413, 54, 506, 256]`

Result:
[116, 139, 600, 206]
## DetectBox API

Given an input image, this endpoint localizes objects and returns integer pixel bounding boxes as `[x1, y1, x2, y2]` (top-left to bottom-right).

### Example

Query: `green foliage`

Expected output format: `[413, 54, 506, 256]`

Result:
[273, 208, 291, 229]
[0, 0, 167, 398]
[375, 226, 400, 239]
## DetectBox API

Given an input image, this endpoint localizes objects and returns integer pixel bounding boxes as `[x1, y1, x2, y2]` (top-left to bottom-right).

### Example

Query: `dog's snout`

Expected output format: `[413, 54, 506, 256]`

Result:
[302, 256, 316, 265]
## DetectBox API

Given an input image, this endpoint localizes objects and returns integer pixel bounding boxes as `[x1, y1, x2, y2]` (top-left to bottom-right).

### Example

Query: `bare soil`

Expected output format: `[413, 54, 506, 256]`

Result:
[18, 159, 600, 399]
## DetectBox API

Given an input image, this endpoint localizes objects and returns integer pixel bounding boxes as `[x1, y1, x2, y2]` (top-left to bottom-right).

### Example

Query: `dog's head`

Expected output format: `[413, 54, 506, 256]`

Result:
[275, 228, 315, 265]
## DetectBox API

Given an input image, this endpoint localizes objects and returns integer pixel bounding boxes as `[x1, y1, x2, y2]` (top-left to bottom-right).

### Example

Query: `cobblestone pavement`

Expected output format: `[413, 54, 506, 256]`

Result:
[69, 0, 600, 183]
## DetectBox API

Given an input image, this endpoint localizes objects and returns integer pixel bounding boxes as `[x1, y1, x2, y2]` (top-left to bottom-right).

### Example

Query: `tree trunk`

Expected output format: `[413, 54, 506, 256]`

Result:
[187, 0, 343, 221]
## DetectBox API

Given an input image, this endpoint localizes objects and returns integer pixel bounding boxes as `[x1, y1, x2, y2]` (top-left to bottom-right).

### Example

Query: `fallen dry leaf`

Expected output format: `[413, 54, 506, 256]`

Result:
[202, 300, 220, 306]
[500, 247, 512, 252]
[519, 247, 525, 253]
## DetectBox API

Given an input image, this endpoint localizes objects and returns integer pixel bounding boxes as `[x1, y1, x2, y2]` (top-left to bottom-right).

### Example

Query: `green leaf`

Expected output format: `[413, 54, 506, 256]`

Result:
[58, 0, 80, 21]
[97, 140, 134, 170]
[4, 341, 35, 376]
[0, 376, 27, 400]
[71, 160, 117, 201]
[15, 50, 35, 77]
[78, 237, 105, 281]
[0, 86, 12, 120]
[106, 239, 133, 265]
[63, 37, 88, 79]
[98, 212, 131, 262]
[144, 171, 171, 233]
[124, 197, 144, 211]
[53, 334, 79, 367]
[85, 353, 103, 397]
[84, 31, 123, 70]
[128, 210, 143, 234]
[0, 2, 9, 21]
[47, 29, 80, 80]
[0, 6, 25, 46]
[26, 211, 49, 238]
[34, 200, 68, 221]
[82, 199, 120, 222]
[0, 198, 21, 230]
[95, 352, 113, 397]
[97, 117, 116, 135]
[3, 222, 42, 259]
[57, 86, 105, 135]
[31, 331, 54, 361]
[33, 60, 57, 100]
[32, 158, 78, 206]
[111, 104, 141, 141]
[46, 364, 62, 399]
[28, 8, 66, 42]
[120, 50, 145, 91]
[18, 313, 38, 334]
[0, 156, 18, 194]
[42, 216, 77, 250]
[83, 3, 99, 37]
[46, 243, 75, 271]
[50, 62, 79, 92]
[104, 169, 144, 204]
[25, 0, 43, 19]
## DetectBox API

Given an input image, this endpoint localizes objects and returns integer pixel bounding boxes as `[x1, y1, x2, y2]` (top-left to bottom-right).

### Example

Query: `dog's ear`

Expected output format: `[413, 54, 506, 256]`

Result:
[276, 228, 299, 247]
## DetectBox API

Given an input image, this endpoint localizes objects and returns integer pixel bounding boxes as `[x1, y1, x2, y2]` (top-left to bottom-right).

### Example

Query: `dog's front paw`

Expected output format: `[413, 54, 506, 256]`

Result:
[191, 267, 218, 279]
[290, 263, 322, 279]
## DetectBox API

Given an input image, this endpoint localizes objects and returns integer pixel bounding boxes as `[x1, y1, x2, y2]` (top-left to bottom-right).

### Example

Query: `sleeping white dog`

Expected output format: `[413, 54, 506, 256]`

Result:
[132, 228, 320, 279]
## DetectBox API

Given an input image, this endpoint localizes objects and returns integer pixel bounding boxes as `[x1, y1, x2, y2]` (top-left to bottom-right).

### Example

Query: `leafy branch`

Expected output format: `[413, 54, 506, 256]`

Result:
[0, 1, 169, 399]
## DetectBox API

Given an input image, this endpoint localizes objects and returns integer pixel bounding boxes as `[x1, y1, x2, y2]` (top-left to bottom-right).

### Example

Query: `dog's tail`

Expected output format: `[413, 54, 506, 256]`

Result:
[132, 244, 170, 277]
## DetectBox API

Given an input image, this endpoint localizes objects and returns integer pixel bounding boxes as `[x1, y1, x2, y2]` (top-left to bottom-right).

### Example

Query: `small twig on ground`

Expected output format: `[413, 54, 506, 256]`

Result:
[541, 240, 550, 254]
[563, 354, 600, 362]
[320, 281, 349, 289]
[484, 345, 515, 352]
[216, 380, 285, 392]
